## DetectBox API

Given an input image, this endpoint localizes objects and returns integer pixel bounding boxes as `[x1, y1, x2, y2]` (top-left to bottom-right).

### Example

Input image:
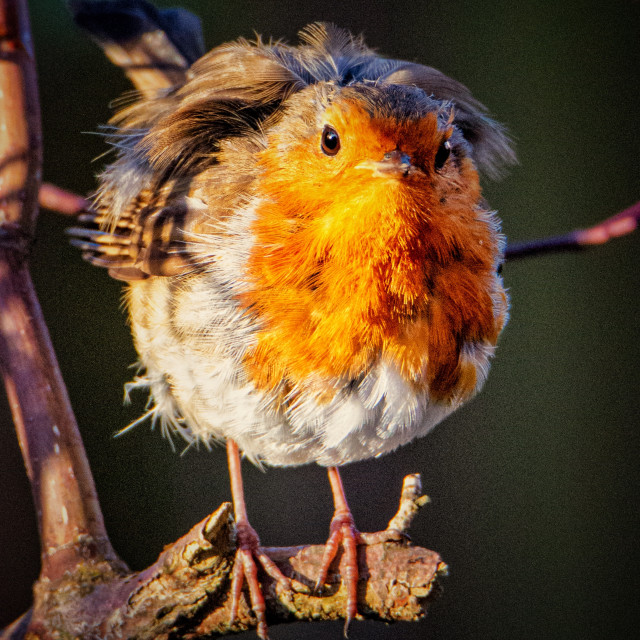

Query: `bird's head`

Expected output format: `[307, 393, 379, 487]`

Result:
[253, 83, 482, 262]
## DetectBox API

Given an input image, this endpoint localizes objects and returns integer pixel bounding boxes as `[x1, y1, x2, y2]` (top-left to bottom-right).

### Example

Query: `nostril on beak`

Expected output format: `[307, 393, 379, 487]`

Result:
[382, 149, 412, 166]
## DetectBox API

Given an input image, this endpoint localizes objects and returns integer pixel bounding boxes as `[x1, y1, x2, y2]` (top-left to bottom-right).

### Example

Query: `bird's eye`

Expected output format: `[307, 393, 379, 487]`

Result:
[321, 125, 341, 156]
[434, 139, 451, 171]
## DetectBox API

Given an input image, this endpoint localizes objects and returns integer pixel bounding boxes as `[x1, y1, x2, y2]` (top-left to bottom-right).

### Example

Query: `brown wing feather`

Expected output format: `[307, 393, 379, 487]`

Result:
[68, 190, 195, 281]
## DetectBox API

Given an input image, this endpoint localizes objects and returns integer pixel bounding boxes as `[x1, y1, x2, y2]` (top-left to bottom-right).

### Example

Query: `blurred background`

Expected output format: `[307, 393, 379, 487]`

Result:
[1, 1, 638, 638]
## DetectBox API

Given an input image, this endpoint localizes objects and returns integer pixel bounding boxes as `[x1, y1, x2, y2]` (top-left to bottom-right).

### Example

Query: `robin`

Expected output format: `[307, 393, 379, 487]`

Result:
[70, 22, 513, 638]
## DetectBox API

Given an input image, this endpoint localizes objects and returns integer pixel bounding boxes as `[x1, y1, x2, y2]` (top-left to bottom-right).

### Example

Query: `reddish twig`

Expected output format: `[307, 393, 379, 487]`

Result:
[40, 182, 639, 262]
[505, 200, 640, 260]
[38, 182, 89, 215]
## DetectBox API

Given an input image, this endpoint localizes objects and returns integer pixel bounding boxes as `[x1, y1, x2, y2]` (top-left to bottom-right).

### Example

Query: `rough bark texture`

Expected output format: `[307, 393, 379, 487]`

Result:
[2, 488, 446, 639]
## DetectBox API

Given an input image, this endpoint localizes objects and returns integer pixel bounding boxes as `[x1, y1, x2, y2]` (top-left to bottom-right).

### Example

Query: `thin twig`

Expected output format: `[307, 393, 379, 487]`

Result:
[386, 473, 431, 534]
[38, 182, 89, 215]
[505, 200, 640, 260]
[40, 183, 639, 262]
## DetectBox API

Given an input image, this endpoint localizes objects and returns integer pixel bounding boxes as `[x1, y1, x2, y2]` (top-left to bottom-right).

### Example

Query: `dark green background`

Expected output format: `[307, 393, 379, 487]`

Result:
[1, 1, 638, 638]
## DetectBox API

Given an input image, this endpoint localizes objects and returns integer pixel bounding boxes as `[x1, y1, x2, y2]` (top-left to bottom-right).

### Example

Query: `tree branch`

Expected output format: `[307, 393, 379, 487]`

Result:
[0, 0, 123, 581]
[2, 484, 445, 640]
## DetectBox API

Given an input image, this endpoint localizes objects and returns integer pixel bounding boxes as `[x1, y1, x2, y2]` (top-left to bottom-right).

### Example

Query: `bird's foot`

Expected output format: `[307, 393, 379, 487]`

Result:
[229, 520, 293, 640]
[315, 510, 405, 635]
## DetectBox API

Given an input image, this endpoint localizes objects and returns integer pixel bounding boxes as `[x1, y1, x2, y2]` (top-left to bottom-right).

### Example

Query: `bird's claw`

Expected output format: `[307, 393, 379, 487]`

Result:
[229, 522, 293, 640]
[315, 510, 361, 633]
[316, 516, 412, 636]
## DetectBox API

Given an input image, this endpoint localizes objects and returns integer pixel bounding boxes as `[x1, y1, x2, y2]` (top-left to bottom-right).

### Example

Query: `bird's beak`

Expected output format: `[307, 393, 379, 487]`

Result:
[356, 149, 414, 178]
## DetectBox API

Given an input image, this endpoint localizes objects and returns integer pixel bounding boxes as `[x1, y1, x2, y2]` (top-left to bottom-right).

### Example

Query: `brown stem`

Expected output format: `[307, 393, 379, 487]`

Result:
[0, 0, 118, 580]
[0, 0, 41, 236]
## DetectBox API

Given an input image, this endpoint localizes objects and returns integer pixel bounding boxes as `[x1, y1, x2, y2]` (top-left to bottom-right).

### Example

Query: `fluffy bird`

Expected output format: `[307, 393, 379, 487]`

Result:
[70, 23, 513, 638]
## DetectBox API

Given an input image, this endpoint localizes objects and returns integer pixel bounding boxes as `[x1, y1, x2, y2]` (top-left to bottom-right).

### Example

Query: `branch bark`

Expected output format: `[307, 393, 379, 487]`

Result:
[0, 0, 123, 580]
[2, 482, 445, 639]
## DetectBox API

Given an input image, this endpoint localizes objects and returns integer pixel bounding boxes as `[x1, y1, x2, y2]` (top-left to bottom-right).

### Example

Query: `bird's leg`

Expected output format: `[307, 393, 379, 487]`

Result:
[315, 466, 362, 632]
[316, 467, 407, 634]
[227, 439, 292, 640]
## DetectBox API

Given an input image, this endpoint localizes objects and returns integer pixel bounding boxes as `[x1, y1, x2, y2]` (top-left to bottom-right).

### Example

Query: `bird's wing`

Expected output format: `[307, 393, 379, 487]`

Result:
[67, 187, 204, 282]
[72, 0, 205, 96]
[68, 37, 302, 283]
